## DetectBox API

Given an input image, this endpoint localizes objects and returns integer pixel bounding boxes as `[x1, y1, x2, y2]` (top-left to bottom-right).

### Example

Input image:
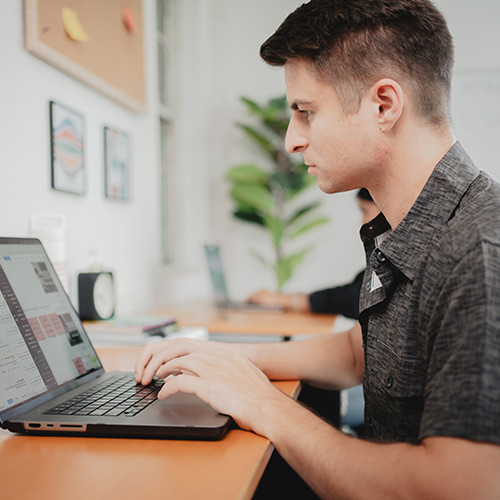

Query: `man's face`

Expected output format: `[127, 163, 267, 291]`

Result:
[284, 58, 380, 194]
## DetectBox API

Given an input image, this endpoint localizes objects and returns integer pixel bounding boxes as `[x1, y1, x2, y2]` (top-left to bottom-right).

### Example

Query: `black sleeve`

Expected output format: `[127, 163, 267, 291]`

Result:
[308, 270, 364, 319]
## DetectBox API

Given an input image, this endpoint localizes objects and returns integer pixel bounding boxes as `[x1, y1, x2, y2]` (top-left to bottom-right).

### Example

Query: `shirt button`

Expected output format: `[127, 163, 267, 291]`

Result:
[386, 375, 394, 388]
[375, 249, 386, 263]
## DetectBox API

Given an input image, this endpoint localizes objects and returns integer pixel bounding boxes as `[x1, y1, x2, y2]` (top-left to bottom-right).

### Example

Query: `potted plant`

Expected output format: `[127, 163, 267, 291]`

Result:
[226, 95, 329, 291]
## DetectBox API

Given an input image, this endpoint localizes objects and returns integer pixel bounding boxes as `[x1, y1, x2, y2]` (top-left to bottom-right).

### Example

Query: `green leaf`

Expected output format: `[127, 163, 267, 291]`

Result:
[233, 198, 256, 213]
[287, 202, 321, 225]
[241, 95, 288, 124]
[276, 248, 312, 290]
[289, 217, 330, 239]
[240, 96, 263, 115]
[267, 95, 288, 111]
[263, 215, 285, 249]
[250, 249, 272, 269]
[226, 164, 269, 185]
[230, 184, 274, 214]
[239, 96, 289, 137]
[286, 166, 317, 198]
[233, 210, 265, 226]
[236, 123, 276, 156]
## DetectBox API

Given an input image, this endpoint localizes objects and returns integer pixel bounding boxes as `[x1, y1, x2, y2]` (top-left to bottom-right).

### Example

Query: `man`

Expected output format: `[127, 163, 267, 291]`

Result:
[248, 188, 379, 319]
[136, 1, 500, 497]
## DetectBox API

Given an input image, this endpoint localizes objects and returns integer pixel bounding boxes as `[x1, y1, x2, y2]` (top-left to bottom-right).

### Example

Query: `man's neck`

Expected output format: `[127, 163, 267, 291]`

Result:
[369, 125, 456, 229]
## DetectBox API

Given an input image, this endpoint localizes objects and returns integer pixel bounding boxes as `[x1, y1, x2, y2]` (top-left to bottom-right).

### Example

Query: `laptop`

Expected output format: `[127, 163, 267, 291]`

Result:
[204, 244, 283, 313]
[0, 237, 231, 440]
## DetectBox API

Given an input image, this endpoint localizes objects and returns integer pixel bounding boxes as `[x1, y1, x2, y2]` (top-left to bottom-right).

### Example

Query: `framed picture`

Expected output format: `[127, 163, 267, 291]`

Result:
[104, 126, 131, 200]
[50, 100, 85, 195]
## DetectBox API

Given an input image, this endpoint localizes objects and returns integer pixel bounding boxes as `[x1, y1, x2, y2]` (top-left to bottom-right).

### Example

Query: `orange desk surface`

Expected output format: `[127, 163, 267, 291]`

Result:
[155, 302, 336, 337]
[0, 347, 300, 500]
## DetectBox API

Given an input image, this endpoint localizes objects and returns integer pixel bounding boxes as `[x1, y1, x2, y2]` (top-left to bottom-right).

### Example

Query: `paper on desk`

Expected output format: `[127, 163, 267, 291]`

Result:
[84, 314, 176, 334]
[85, 323, 209, 347]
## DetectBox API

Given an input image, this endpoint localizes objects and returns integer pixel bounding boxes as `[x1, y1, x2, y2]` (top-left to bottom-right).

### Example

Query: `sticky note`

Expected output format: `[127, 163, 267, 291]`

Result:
[122, 6, 136, 33]
[62, 7, 89, 42]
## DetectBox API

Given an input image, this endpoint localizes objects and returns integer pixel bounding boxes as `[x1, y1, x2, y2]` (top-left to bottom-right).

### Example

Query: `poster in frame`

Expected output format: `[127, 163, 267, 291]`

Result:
[104, 126, 131, 201]
[50, 100, 85, 195]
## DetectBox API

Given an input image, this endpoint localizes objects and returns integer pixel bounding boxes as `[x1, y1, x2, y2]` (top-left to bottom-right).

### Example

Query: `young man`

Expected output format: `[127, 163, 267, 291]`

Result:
[248, 188, 379, 319]
[136, 1, 500, 497]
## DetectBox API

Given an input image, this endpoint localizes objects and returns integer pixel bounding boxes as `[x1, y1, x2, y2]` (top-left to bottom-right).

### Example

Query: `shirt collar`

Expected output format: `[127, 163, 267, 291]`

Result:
[360, 142, 480, 280]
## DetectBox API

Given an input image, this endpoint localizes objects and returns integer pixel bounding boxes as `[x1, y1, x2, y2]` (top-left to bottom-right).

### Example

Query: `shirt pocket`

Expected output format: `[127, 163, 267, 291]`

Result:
[367, 338, 427, 442]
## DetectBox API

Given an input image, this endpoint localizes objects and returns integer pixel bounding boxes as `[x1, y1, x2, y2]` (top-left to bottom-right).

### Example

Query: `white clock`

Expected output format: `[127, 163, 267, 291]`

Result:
[78, 272, 115, 320]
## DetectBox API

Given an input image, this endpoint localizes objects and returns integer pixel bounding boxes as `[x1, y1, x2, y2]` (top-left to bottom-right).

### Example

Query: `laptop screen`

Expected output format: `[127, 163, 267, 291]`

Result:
[0, 238, 101, 415]
[204, 244, 229, 304]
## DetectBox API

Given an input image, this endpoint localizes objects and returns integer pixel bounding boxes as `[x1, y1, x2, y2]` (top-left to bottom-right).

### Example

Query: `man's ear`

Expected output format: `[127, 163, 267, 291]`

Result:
[372, 79, 404, 132]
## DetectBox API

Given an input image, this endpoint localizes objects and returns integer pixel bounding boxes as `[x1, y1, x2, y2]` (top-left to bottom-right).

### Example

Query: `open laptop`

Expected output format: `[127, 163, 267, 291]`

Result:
[204, 244, 283, 313]
[0, 237, 231, 440]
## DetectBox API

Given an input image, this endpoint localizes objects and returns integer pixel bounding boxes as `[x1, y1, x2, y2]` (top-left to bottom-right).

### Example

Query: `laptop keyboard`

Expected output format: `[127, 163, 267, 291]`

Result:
[44, 374, 164, 417]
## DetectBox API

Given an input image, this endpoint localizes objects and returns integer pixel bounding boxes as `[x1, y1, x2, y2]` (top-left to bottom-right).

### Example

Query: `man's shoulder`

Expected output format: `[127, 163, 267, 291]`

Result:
[417, 170, 500, 290]
[446, 171, 500, 252]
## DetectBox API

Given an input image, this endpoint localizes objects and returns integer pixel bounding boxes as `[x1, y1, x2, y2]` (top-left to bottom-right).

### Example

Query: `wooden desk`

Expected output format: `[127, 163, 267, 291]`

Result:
[0, 347, 300, 500]
[156, 302, 336, 338]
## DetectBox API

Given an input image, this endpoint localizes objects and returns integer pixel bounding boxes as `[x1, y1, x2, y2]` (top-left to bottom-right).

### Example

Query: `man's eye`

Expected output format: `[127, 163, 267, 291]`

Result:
[300, 110, 311, 120]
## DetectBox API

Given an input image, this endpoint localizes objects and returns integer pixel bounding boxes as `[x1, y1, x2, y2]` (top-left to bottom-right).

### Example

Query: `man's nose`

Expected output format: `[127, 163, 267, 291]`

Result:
[285, 118, 308, 154]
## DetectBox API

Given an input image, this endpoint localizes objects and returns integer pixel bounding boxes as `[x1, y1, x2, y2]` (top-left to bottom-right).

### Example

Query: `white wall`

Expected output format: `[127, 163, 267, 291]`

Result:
[0, 2, 161, 313]
[441, 0, 500, 177]
[1, 1, 499, 312]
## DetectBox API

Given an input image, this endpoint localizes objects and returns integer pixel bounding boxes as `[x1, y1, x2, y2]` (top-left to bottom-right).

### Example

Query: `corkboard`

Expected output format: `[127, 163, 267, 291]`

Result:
[25, 0, 146, 113]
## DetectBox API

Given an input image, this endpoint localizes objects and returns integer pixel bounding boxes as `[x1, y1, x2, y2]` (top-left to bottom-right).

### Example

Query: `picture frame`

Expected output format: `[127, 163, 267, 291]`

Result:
[104, 126, 131, 200]
[50, 100, 85, 195]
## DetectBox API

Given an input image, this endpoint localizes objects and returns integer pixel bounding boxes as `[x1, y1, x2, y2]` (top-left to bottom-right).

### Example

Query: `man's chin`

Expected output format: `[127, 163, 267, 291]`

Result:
[309, 171, 348, 194]
[317, 183, 335, 195]
[316, 180, 350, 195]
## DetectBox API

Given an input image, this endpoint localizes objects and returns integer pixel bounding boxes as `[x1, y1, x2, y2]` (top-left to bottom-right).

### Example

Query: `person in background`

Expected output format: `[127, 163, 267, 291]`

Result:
[248, 188, 379, 319]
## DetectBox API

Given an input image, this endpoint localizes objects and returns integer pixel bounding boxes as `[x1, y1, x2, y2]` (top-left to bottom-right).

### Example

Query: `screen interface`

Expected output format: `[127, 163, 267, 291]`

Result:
[0, 239, 100, 414]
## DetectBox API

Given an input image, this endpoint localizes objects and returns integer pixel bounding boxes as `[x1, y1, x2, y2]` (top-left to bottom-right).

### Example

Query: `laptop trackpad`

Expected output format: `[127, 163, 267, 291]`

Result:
[154, 393, 229, 426]
[161, 392, 211, 407]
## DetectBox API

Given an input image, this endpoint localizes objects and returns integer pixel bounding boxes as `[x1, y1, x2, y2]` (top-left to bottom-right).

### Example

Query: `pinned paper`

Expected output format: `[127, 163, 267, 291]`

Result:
[122, 6, 136, 33]
[62, 7, 89, 42]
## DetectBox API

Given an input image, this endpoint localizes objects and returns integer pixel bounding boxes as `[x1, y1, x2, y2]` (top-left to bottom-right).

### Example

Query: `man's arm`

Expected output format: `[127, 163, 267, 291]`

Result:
[249, 321, 364, 389]
[134, 326, 499, 498]
[135, 322, 364, 391]
[259, 396, 500, 499]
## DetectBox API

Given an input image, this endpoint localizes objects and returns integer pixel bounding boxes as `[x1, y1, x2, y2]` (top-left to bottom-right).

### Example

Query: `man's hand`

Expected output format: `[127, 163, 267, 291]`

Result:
[247, 289, 310, 312]
[136, 338, 215, 386]
[134, 338, 291, 434]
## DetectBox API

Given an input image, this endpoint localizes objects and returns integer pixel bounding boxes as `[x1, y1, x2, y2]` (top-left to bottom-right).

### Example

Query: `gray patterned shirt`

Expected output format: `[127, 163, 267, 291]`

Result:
[359, 142, 500, 444]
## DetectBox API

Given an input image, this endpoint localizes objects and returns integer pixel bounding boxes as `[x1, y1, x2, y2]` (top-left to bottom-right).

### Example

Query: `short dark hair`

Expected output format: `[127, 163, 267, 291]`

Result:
[260, 0, 454, 125]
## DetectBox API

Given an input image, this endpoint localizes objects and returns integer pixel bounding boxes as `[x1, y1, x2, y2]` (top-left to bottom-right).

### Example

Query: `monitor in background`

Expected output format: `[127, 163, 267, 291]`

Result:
[203, 244, 283, 313]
